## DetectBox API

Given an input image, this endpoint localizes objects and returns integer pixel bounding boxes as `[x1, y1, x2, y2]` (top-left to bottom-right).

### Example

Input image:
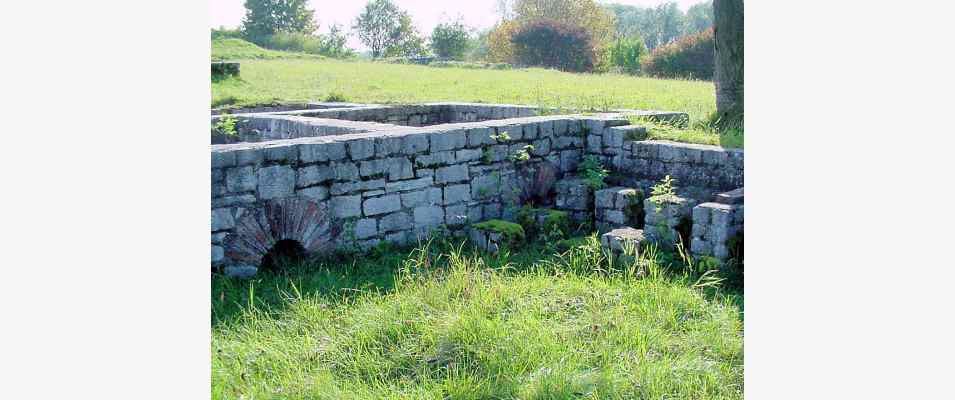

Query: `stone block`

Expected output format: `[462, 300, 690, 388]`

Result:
[256, 165, 295, 200]
[414, 206, 445, 226]
[401, 134, 430, 155]
[330, 195, 361, 219]
[297, 185, 329, 201]
[415, 151, 456, 167]
[401, 188, 442, 208]
[467, 127, 494, 147]
[354, 218, 378, 239]
[456, 148, 483, 163]
[431, 130, 467, 152]
[445, 204, 468, 226]
[385, 176, 433, 193]
[331, 179, 385, 196]
[380, 212, 412, 233]
[375, 136, 403, 157]
[363, 195, 401, 216]
[435, 164, 469, 184]
[225, 166, 256, 193]
[600, 227, 644, 253]
[299, 141, 347, 163]
[444, 184, 471, 205]
[211, 208, 234, 231]
[296, 165, 331, 187]
[347, 138, 376, 160]
[211, 151, 235, 168]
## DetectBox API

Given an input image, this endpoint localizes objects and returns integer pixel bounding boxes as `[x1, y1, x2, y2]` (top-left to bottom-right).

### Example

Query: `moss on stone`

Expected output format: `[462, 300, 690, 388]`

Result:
[473, 219, 526, 243]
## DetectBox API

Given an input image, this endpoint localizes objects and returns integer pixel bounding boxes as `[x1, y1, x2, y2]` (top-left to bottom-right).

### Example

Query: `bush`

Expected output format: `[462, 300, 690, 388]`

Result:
[510, 19, 597, 72]
[641, 28, 714, 80]
[430, 19, 472, 60]
[211, 27, 242, 41]
[258, 31, 354, 58]
[610, 35, 648, 74]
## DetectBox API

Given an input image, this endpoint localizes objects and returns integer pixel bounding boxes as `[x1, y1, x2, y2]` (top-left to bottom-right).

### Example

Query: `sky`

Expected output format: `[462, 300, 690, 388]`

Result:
[210, 0, 708, 50]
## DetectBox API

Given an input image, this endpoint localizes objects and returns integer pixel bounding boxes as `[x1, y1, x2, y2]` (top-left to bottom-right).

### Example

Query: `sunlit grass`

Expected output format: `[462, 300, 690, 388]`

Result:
[212, 237, 743, 399]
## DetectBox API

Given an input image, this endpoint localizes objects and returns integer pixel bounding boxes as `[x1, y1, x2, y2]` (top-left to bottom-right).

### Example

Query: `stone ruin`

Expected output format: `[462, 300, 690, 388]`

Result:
[211, 102, 743, 276]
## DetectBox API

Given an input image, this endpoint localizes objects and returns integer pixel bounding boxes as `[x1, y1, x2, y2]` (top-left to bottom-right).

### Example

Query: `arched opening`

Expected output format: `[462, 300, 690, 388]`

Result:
[259, 239, 306, 272]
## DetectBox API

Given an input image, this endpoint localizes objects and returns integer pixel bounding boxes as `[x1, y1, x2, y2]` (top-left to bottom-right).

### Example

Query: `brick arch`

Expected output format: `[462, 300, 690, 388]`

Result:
[223, 197, 339, 266]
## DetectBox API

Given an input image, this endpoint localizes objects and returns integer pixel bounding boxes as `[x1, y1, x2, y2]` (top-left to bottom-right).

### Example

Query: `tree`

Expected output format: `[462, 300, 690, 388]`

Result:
[685, 1, 714, 34]
[430, 18, 473, 60]
[713, 0, 743, 123]
[610, 34, 648, 74]
[241, 0, 317, 43]
[510, 19, 596, 72]
[487, 0, 615, 69]
[353, 0, 426, 58]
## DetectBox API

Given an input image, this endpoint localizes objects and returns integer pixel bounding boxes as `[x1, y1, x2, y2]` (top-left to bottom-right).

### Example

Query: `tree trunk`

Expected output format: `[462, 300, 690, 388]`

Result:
[714, 0, 743, 121]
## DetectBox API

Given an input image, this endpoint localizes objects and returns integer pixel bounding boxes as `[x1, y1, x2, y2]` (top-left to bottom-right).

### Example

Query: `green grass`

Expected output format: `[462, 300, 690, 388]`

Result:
[212, 38, 324, 61]
[627, 116, 744, 149]
[212, 237, 743, 399]
[210, 56, 715, 123]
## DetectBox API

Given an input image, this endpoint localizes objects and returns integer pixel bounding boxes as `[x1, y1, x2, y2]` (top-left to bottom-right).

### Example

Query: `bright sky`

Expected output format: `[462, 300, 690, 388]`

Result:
[209, 0, 708, 49]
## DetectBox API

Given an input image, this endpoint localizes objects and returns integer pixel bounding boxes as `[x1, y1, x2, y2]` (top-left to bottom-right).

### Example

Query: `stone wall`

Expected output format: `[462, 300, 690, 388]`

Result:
[212, 113, 601, 275]
[211, 103, 743, 275]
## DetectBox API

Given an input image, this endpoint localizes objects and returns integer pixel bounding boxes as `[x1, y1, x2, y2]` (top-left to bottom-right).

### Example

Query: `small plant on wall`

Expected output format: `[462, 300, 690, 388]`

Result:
[579, 155, 608, 190]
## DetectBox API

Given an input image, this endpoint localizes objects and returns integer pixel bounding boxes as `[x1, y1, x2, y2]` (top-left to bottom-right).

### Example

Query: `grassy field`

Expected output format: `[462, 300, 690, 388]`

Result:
[212, 237, 743, 399]
[211, 40, 716, 121]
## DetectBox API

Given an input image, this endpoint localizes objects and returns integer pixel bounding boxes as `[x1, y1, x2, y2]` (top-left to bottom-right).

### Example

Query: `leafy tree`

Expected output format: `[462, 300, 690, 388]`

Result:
[487, 0, 615, 70]
[241, 0, 317, 43]
[686, 1, 714, 34]
[353, 0, 426, 58]
[714, 0, 743, 124]
[430, 18, 473, 60]
[604, 2, 692, 50]
[640, 28, 714, 80]
[610, 35, 648, 74]
[510, 19, 597, 72]
[320, 24, 354, 58]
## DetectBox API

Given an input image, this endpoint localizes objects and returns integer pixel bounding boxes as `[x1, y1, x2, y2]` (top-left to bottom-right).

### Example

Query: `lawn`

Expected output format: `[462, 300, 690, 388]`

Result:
[212, 237, 743, 399]
[210, 41, 717, 124]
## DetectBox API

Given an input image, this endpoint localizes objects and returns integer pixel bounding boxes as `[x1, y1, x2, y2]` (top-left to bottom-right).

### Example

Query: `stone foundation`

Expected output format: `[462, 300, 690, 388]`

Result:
[211, 102, 743, 275]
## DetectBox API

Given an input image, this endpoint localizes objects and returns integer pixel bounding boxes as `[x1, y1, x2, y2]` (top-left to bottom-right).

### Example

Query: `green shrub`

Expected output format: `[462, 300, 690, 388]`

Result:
[211, 27, 242, 41]
[473, 220, 526, 244]
[430, 19, 472, 60]
[579, 155, 609, 190]
[510, 19, 597, 73]
[641, 28, 714, 80]
[610, 35, 648, 74]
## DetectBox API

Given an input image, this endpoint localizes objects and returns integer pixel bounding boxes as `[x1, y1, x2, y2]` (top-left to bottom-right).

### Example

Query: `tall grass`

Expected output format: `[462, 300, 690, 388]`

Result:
[212, 237, 743, 399]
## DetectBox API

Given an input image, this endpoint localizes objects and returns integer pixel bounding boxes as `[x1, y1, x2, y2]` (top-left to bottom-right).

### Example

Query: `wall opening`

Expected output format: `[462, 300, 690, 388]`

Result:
[260, 239, 306, 272]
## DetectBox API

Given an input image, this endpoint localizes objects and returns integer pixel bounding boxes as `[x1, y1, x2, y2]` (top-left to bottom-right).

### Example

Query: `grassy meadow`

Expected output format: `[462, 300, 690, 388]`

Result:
[212, 237, 743, 399]
[211, 40, 717, 124]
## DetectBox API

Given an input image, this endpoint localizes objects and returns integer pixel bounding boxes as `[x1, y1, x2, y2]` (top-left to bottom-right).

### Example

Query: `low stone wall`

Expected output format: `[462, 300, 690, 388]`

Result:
[212, 114, 600, 274]
[211, 103, 744, 275]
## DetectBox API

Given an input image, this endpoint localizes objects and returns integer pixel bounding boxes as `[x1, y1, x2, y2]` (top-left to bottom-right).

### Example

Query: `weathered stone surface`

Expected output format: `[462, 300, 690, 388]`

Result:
[379, 211, 412, 233]
[431, 130, 467, 152]
[401, 188, 442, 207]
[470, 174, 500, 199]
[456, 148, 483, 163]
[715, 187, 744, 204]
[600, 227, 645, 253]
[444, 184, 471, 205]
[225, 166, 256, 193]
[330, 195, 361, 218]
[360, 157, 413, 180]
[414, 206, 444, 226]
[415, 151, 456, 167]
[330, 179, 385, 195]
[386, 176, 434, 193]
[212, 208, 235, 231]
[297, 185, 329, 201]
[445, 204, 468, 226]
[299, 142, 347, 163]
[363, 195, 401, 216]
[435, 164, 469, 183]
[401, 134, 430, 155]
[354, 218, 378, 239]
[212, 194, 257, 208]
[256, 165, 295, 200]
[467, 127, 494, 147]
[347, 138, 375, 160]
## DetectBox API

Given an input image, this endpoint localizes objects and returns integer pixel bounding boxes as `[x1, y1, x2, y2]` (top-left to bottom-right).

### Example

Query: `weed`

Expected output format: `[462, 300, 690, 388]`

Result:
[578, 155, 609, 190]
